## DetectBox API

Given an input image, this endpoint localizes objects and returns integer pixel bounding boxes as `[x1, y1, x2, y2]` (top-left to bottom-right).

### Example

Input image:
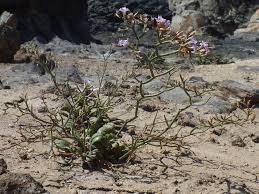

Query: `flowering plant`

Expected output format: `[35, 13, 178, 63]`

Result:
[116, 7, 210, 64]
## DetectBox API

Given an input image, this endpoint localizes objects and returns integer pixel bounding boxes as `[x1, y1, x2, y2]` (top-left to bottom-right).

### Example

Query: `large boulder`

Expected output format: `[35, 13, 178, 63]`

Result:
[169, 0, 258, 37]
[0, 11, 20, 62]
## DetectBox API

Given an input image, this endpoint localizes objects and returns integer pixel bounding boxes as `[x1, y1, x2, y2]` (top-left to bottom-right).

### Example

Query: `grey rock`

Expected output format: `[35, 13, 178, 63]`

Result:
[187, 76, 209, 89]
[0, 11, 17, 28]
[143, 79, 166, 94]
[160, 87, 197, 104]
[199, 96, 234, 114]
[238, 66, 259, 73]
[217, 80, 259, 105]
[168, 0, 258, 37]
[0, 173, 48, 194]
[171, 10, 206, 32]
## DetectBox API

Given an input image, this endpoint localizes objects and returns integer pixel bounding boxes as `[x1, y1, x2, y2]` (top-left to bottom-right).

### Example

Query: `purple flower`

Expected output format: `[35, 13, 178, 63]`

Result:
[199, 41, 210, 54]
[118, 7, 130, 14]
[189, 38, 198, 53]
[117, 39, 129, 47]
[83, 78, 92, 85]
[155, 16, 171, 29]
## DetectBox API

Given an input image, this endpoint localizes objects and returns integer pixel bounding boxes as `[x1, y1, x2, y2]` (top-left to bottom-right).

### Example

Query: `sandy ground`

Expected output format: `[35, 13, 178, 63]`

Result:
[0, 55, 259, 194]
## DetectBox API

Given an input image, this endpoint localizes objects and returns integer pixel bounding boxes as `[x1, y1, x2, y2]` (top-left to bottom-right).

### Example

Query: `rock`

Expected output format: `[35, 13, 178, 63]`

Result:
[160, 87, 197, 104]
[143, 79, 166, 94]
[0, 11, 20, 62]
[199, 96, 234, 114]
[250, 132, 259, 143]
[140, 101, 158, 112]
[0, 11, 17, 28]
[0, 80, 11, 90]
[171, 10, 206, 32]
[14, 48, 32, 63]
[231, 135, 246, 147]
[211, 128, 226, 136]
[168, 0, 258, 37]
[186, 76, 209, 90]
[178, 112, 197, 127]
[234, 9, 259, 41]
[217, 80, 259, 105]
[0, 158, 7, 175]
[238, 66, 259, 73]
[0, 173, 48, 194]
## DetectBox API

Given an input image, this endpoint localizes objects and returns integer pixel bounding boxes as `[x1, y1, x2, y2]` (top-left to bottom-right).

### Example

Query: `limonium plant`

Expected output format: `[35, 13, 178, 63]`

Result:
[4, 8, 255, 170]
[113, 7, 254, 162]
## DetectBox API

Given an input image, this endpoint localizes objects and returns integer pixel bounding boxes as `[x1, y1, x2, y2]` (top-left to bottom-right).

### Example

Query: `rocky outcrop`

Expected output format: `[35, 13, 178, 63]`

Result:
[0, 11, 20, 62]
[169, 0, 258, 37]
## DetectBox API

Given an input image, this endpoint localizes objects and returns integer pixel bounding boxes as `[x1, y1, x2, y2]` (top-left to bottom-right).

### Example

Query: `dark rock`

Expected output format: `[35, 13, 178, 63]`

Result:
[140, 101, 158, 112]
[0, 158, 7, 175]
[211, 128, 226, 136]
[0, 11, 20, 62]
[178, 112, 197, 127]
[250, 132, 259, 143]
[0, 0, 90, 44]
[231, 135, 246, 147]
[0, 173, 48, 194]
[217, 80, 259, 105]
[0, 80, 11, 90]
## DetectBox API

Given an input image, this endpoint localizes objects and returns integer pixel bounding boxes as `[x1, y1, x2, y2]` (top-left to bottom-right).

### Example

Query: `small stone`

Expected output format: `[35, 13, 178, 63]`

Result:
[0, 158, 7, 175]
[19, 151, 28, 160]
[231, 136, 246, 147]
[212, 128, 226, 136]
[140, 102, 158, 112]
[128, 128, 136, 136]
[28, 148, 34, 153]
[38, 106, 48, 113]
[149, 165, 157, 171]
[250, 132, 259, 143]
[3, 85, 11, 89]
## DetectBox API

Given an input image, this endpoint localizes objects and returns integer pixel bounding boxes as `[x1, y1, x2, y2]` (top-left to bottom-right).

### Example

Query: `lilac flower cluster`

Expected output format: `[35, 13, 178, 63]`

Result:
[189, 38, 210, 54]
[155, 16, 171, 29]
[117, 39, 129, 47]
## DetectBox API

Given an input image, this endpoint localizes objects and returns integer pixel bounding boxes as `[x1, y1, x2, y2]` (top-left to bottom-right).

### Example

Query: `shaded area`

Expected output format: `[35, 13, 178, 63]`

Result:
[0, 0, 90, 44]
